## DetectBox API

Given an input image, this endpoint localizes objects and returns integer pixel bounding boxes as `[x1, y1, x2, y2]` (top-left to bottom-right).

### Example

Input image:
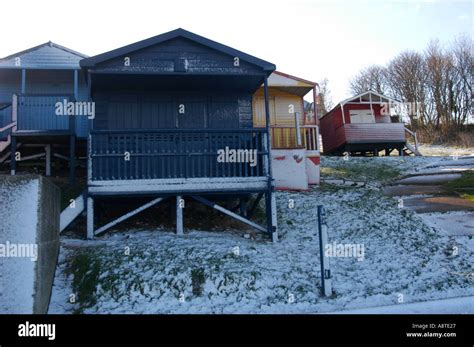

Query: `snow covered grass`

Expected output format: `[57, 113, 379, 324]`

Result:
[320, 156, 451, 184]
[418, 144, 474, 157]
[49, 181, 474, 314]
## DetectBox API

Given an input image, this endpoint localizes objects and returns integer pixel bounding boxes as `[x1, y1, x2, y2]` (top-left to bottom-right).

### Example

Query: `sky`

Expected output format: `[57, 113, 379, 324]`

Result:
[0, 0, 471, 102]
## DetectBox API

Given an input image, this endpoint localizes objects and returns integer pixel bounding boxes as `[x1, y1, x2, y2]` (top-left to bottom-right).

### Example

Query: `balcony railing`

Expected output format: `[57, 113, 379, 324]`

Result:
[270, 125, 319, 151]
[335, 123, 406, 146]
[16, 94, 73, 132]
[0, 104, 13, 140]
[89, 129, 269, 181]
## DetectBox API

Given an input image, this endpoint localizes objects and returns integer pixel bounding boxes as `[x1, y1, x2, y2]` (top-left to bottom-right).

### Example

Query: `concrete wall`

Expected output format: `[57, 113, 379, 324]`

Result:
[271, 148, 308, 191]
[0, 175, 60, 314]
[33, 176, 60, 314]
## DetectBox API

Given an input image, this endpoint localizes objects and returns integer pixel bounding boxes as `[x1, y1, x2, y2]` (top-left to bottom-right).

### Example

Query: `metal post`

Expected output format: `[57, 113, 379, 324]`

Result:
[176, 195, 183, 235]
[317, 205, 332, 297]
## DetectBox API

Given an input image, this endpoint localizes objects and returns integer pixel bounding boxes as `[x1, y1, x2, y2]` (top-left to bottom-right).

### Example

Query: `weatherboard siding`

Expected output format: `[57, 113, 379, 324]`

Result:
[94, 37, 263, 75]
[92, 91, 253, 131]
[0, 44, 84, 70]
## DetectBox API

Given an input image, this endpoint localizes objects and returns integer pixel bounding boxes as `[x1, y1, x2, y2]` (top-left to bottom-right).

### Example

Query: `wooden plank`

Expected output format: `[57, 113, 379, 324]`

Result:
[191, 195, 267, 233]
[60, 192, 86, 232]
[95, 197, 164, 236]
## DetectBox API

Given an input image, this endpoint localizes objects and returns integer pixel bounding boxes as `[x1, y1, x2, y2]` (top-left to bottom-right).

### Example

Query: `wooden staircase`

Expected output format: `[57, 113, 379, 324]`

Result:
[403, 127, 422, 156]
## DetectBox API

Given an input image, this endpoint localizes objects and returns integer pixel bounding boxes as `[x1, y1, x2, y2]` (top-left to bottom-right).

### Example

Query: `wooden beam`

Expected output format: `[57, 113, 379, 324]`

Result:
[45, 144, 51, 176]
[10, 136, 16, 175]
[87, 196, 94, 239]
[191, 195, 267, 233]
[21, 69, 26, 94]
[69, 134, 75, 183]
[263, 75, 273, 178]
[247, 192, 263, 219]
[94, 197, 164, 236]
[60, 192, 86, 232]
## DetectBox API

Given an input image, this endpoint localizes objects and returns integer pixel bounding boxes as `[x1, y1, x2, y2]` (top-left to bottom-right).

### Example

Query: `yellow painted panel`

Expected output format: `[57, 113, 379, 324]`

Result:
[252, 88, 304, 127]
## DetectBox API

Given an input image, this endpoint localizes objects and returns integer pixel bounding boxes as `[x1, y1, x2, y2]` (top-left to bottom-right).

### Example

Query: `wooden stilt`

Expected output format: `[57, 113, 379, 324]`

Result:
[176, 195, 183, 235]
[87, 196, 94, 239]
[10, 136, 16, 175]
[69, 135, 76, 184]
[239, 197, 248, 217]
[247, 193, 263, 219]
[45, 144, 51, 176]
[265, 191, 278, 242]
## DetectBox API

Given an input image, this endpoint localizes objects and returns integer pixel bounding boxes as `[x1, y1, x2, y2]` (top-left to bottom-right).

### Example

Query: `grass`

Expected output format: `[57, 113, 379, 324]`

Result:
[64, 250, 102, 314]
[320, 157, 402, 183]
[444, 171, 474, 202]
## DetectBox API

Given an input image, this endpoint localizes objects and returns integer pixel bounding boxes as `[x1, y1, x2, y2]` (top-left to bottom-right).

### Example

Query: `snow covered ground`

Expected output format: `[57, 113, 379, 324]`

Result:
[0, 177, 39, 313]
[335, 295, 474, 314]
[49, 157, 474, 313]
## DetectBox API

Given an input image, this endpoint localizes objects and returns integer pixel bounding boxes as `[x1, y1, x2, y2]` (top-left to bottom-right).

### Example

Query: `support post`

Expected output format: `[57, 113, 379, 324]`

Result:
[263, 75, 277, 242]
[312, 86, 319, 126]
[87, 196, 94, 239]
[21, 69, 26, 94]
[10, 136, 16, 175]
[317, 205, 332, 297]
[45, 144, 51, 176]
[176, 195, 183, 235]
[270, 192, 278, 242]
[295, 112, 302, 147]
[69, 135, 75, 183]
[69, 69, 78, 184]
[263, 75, 273, 178]
[239, 197, 247, 217]
[265, 191, 278, 242]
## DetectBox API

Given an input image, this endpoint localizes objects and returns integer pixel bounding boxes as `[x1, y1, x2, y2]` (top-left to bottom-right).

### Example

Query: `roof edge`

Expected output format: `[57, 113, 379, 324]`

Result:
[80, 28, 276, 72]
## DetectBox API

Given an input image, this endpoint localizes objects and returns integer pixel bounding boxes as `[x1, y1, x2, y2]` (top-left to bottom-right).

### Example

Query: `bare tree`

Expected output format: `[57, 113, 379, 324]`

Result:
[349, 65, 388, 95]
[318, 78, 333, 115]
[424, 40, 452, 129]
[450, 34, 473, 126]
[386, 51, 428, 128]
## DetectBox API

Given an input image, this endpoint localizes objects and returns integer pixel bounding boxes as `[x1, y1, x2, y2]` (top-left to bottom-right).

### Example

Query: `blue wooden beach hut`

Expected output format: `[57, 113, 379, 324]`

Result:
[80, 29, 278, 240]
[0, 41, 89, 180]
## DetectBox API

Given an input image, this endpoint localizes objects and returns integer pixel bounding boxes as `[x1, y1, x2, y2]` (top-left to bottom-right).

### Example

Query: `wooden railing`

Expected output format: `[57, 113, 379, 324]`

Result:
[340, 123, 406, 143]
[0, 104, 13, 140]
[16, 94, 74, 132]
[89, 129, 269, 181]
[270, 125, 319, 150]
[404, 127, 419, 151]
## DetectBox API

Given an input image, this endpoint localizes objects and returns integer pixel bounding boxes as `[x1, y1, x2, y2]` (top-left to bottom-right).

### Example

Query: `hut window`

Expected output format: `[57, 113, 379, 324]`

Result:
[349, 110, 375, 124]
